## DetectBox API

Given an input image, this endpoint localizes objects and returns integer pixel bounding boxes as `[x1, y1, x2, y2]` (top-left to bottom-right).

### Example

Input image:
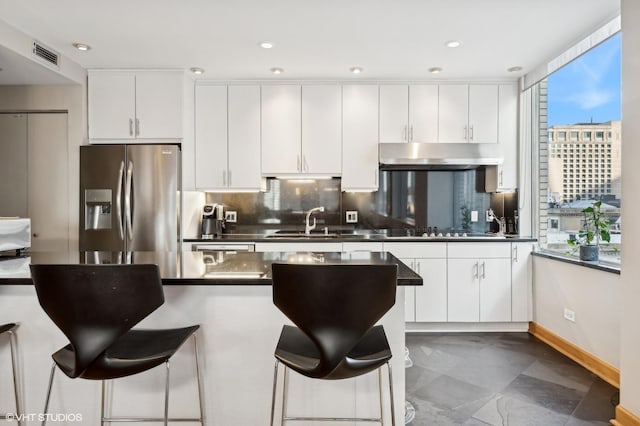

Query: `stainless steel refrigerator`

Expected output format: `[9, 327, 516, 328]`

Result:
[80, 144, 180, 252]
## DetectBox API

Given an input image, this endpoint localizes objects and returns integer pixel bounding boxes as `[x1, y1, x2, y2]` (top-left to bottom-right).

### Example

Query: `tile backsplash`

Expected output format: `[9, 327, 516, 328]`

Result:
[199, 170, 518, 234]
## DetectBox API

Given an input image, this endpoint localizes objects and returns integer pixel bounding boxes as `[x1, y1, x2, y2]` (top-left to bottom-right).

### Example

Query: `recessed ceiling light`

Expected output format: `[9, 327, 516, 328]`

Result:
[508, 66, 524, 72]
[270, 67, 284, 75]
[190, 67, 205, 75]
[72, 42, 91, 51]
[350, 67, 363, 74]
[429, 67, 443, 74]
[445, 40, 461, 48]
[259, 42, 274, 49]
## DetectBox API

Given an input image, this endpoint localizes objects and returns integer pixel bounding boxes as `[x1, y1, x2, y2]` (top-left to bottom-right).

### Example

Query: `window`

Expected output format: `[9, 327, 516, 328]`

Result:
[537, 32, 621, 263]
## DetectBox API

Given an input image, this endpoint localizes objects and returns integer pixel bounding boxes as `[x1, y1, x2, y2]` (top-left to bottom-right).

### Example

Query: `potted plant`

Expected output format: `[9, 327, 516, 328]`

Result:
[567, 200, 611, 261]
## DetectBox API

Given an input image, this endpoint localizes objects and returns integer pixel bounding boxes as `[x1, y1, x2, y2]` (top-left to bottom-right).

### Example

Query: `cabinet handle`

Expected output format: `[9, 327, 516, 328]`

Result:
[481, 261, 486, 279]
[464, 125, 468, 141]
[228, 170, 232, 186]
[473, 261, 478, 279]
[129, 118, 133, 136]
[470, 125, 474, 141]
[297, 155, 301, 172]
[222, 170, 227, 186]
[417, 261, 420, 274]
[409, 125, 414, 142]
[403, 125, 407, 142]
[135, 118, 140, 136]
[374, 169, 378, 187]
[499, 170, 503, 186]
[303, 156, 309, 172]
[513, 246, 518, 262]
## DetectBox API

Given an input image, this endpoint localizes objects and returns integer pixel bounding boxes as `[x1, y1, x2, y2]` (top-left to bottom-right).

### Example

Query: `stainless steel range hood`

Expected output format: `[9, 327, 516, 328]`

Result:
[379, 143, 503, 171]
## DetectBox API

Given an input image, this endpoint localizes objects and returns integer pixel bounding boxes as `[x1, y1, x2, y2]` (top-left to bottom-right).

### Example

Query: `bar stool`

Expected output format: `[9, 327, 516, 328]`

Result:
[270, 263, 398, 425]
[29, 264, 205, 426]
[0, 323, 22, 426]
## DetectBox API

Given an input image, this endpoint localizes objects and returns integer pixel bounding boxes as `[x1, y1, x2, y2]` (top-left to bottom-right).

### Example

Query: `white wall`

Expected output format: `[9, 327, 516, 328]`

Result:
[0, 84, 87, 250]
[620, 0, 640, 417]
[532, 257, 620, 368]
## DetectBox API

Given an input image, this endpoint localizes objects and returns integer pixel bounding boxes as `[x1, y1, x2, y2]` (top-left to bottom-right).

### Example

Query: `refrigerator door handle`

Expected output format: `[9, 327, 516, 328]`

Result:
[116, 161, 125, 240]
[125, 160, 133, 241]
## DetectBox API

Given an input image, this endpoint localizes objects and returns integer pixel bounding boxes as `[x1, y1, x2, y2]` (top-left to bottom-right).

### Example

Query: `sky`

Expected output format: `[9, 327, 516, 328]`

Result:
[547, 33, 621, 127]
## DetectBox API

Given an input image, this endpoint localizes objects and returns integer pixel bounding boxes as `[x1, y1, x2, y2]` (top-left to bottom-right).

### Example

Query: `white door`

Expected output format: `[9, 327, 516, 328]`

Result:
[479, 258, 512, 322]
[88, 72, 135, 139]
[301, 85, 342, 174]
[438, 84, 469, 143]
[511, 243, 533, 322]
[469, 84, 499, 143]
[447, 258, 480, 321]
[228, 85, 262, 190]
[195, 85, 228, 189]
[261, 85, 301, 175]
[409, 84, 439, 143]
[497, 84, 519, 188]
[28, 113, 69, 251]
[415, 258, 447, 322]
[135, 71, 184, 139]
[0, 114, 28, 217]
[379, 85, 409, 143]
[342, 85, 379, 191]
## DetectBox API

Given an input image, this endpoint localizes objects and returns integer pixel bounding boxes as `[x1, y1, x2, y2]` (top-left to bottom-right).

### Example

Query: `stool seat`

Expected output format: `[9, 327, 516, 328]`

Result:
[275, 324, 392, 380]
[53, 325, 200, 380]
[0, 323, 16, 334]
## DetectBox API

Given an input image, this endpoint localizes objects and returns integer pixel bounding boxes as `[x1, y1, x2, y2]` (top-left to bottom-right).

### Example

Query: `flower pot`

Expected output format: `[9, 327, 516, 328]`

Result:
[579, 245, 599, 261]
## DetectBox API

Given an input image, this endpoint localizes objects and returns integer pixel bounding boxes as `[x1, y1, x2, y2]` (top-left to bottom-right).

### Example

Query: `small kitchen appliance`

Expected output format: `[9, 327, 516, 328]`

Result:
[201, 204, 226, 239]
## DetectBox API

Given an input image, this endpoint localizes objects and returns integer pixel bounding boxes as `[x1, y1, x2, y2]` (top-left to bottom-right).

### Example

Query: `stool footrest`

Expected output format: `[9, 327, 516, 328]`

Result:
[102, 417, 203, 423]
[283, 416, 381, 422]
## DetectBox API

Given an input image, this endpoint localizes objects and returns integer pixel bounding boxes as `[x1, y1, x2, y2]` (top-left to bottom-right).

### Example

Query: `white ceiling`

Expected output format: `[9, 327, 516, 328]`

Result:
[0, 0, 620, 84]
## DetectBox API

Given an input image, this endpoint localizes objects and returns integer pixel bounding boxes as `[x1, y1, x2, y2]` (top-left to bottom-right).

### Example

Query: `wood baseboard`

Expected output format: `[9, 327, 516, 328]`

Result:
[611, 405, 640, 426]
[528, 322, 620, 388]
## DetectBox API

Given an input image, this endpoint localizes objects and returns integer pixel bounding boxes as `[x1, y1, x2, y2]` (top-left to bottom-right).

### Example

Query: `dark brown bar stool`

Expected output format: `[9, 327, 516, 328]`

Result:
[270, 263, 398, 425]
[0, 323, 22, 426]
[29, 264, 204, 426]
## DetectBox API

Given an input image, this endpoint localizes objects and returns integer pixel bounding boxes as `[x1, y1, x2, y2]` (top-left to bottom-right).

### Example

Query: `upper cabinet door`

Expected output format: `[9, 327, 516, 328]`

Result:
[261, 85, 302, 175]
[342, 85, 379, 191]
[301, 85, 342, 175]
[379, 85, 409, 143]
[438, 84, 469, 143]
[195, 85, 228, 190]
[498, 84, 518, 188]
[228, 85, 262, 190]
[469, 84, 498, 144]
[409, 84, 439, 143]
[88, 72, 136, 139]
[135, 72, 184, 139]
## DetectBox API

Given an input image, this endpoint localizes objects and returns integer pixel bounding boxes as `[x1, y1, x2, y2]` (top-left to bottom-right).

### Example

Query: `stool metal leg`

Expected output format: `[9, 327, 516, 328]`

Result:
[192, 333, 205, 425]
[280, 365, 288, 426]
[269, 360, 280, 426]
[378, 366, 384, 424]
[42, 362, 57, 426]
[7, 330, 23, 426]
[163, 360, 170, 426]
[387, 362, 395, 426]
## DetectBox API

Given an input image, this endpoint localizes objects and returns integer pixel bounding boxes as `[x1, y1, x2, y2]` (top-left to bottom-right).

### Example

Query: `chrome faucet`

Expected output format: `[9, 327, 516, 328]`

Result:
[487, 208, 507, 236]
[305, 206, 325, 235]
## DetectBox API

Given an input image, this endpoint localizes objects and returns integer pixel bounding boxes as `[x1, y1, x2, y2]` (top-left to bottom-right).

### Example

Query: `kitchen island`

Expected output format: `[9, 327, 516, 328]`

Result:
[0, 251, 419, 425]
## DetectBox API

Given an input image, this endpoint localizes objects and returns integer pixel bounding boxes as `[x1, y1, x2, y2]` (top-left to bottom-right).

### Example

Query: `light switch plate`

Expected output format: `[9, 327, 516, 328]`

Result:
[471, 211, 478, 222]
[225, 211, 237, 223]
[346, 211, 358, 223]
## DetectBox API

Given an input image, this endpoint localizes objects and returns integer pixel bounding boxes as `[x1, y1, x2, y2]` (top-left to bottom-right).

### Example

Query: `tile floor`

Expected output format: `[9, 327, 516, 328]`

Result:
[405, 333, 619, 425]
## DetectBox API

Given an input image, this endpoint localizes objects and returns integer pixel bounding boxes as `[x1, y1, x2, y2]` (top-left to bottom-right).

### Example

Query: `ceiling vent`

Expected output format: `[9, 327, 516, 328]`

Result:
[32, 41, 59, 67]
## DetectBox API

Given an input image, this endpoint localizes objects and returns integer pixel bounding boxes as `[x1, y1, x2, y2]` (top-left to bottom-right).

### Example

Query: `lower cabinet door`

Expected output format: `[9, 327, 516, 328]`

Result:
[447, 258, 480, 322]
[479, 258, 512, 322]
[400, 257, 416, 322]
[415, 258, 447, 322]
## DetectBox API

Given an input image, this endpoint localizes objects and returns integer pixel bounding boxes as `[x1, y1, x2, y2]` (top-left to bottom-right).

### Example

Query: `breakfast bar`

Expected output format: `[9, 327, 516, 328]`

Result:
[0, 251, 420, 425]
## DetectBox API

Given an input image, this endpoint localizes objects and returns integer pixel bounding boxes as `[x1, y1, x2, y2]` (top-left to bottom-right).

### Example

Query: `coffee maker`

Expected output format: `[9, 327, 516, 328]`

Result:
[201, 204, 225, 239]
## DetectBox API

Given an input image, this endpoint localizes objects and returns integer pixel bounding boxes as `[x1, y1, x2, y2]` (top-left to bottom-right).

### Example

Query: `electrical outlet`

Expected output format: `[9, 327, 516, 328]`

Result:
[346, 211, 358, 223]
[564, 308, 576, 322]
[225, 211, 237, 223]
[471, 211, 478, 222]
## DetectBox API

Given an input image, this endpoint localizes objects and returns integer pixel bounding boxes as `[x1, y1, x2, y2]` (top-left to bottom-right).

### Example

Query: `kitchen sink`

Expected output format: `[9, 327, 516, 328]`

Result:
[265, 230, 339, 238]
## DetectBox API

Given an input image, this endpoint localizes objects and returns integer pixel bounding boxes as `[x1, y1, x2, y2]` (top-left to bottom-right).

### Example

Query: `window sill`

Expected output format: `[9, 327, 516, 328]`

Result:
[532, 250, 620, 275]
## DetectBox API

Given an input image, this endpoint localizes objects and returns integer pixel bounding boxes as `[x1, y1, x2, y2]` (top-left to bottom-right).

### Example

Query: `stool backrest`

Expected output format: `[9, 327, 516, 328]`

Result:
[271, 263, 397, 374]
[29, 264, 164, 378]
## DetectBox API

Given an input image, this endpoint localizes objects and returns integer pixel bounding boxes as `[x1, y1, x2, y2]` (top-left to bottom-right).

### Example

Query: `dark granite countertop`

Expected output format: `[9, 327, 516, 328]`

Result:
[0, 251, 422, 286]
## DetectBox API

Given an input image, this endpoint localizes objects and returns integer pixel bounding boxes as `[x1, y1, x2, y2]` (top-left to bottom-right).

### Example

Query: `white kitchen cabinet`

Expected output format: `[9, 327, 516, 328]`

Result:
[342, 85, 379, 191]
[195, 85, 261, 190]
[511, 242, 533, 322]
[486, 84, 519, 191]
[447, 242, 511, 322]
[262, 85, 341, 176]
[438, 84, 498, 143]
[254, 242, 343, 252]
[384, 242, 447, 323]
[379, 85, 438, 143]
[88, 70, 184, 141]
